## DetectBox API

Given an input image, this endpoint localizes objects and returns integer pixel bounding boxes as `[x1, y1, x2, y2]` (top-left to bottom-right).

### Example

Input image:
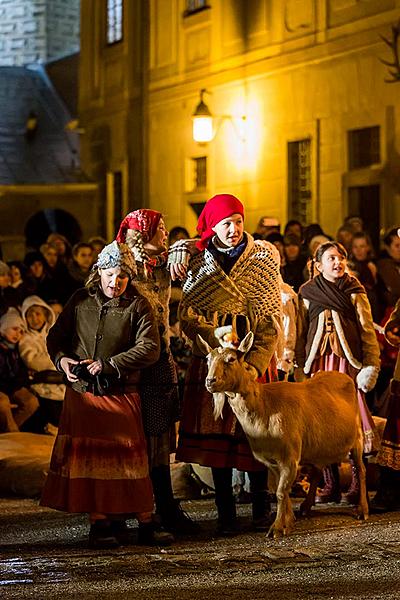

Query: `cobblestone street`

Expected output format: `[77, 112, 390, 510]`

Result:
[1, 497, 399, 599]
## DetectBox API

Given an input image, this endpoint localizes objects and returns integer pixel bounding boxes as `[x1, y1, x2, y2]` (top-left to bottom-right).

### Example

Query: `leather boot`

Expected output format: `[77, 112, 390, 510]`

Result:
[370, 467, 400, 513]
[151, 465, 199, 535]
[212, 467, 238, 536]
[315, 464, 341, 504]
[341, 460, 360, 505]
[248, 469, 272, 531]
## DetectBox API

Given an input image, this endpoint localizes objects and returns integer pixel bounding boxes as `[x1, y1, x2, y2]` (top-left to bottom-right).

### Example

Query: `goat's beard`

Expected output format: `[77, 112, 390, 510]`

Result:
[212, 392, 226, 420]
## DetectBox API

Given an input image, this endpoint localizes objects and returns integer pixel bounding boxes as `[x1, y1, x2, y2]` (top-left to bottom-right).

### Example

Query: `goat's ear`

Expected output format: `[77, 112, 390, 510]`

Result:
[237, 331, 254, 354]
[197, 334, 213, 356]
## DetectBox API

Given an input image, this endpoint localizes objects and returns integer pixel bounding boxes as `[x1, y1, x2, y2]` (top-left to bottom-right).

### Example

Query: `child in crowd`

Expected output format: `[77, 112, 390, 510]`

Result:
[296, 241, 380, 505]
[19, 296, 65, 427]
[0, 308, 39, 432]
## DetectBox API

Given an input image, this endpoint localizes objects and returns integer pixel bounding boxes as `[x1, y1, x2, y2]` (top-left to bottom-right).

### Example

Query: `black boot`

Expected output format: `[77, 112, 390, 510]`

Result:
[88, 520, 119, 549]
[315, 464, 341, 504]
[341, 460, 360, 505]
[212, 467, 238, 536]
[151, 465, 200, 534]
[370, 467, 400, 513]
[137, 521, 174, 546]
[248, 469, 272, 531]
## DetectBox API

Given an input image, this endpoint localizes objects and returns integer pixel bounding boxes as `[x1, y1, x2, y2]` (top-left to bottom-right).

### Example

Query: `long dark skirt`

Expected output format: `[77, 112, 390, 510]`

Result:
[40, 387, 154, 515]
[176, 356, 265, 471]
[377, 379, 400, 470]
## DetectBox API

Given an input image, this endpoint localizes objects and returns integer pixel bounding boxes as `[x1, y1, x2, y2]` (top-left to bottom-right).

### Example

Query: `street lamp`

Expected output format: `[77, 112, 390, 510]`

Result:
[192, 89, 246, 143]
[192, 89, 213, 143]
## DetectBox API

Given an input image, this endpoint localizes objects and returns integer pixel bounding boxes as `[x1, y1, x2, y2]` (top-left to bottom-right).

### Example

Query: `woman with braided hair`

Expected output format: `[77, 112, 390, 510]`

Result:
[169, 194, 282, 535]
[116, 209, 198, 536]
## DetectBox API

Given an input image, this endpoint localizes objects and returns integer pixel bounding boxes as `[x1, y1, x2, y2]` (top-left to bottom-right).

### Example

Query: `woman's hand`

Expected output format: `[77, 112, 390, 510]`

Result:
[85, 359, 103, 376]
[59, 357, 79, 382]
[169, 262, 188, 281]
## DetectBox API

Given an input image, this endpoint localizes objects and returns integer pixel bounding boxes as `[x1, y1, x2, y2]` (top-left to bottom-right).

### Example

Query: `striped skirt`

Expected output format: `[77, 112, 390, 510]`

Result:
[40, 386, 154, 515]
[377, 379, 400, 470]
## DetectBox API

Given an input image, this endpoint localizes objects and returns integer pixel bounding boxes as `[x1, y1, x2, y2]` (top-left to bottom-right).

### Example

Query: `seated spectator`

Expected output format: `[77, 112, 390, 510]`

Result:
[376, 227, 400, 312]
[88, 237, 107, 262]
[0, 308, 39, 433]
[266, 232, 285, 268]
[19, 296, 65, 427]
[252, 216, 280, 240]
[344, 215, 364, 234]
[168, 227, 190, 246]
[46, 233, 73, 267]
[281, 234, 307, 292]
[24, 251, 59, 304]
[0, 261, 21, 318]
[40, 242, 77, 304]
[336, 223, 354, 254]
[348, 232, 381, 322]
[68, 243, 94, 285]
[283, 219, 303, 242]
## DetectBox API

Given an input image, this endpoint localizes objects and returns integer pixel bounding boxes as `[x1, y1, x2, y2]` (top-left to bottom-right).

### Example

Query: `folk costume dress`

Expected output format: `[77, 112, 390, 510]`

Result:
[40, 281, 160, 516]
[176, 232, 282, 471]
[377, 299, 400, 470]
[116, 210, 180, 467]
[296, 272, 380, 456]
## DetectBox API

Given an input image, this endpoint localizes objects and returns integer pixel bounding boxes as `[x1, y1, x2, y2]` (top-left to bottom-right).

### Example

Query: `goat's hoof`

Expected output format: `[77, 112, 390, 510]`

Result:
[356, 511, 369, 521]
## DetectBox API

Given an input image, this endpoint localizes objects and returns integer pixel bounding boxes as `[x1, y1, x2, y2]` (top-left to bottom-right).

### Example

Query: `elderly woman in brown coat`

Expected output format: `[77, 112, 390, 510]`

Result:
[40, 241, 173, 548]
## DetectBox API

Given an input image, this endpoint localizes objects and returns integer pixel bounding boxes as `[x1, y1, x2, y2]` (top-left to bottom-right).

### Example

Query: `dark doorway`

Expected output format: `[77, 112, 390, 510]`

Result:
[347, 185, 380, 253]
[25, 208, 82, 249]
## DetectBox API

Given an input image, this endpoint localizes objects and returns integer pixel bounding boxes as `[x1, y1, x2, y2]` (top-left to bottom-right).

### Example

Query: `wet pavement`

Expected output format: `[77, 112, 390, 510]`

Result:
[0, 496, 399, 599]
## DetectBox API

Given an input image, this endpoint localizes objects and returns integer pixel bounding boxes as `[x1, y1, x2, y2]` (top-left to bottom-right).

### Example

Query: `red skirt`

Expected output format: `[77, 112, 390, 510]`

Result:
[176, 357, 265, 471]
[40, 387, 154, 515]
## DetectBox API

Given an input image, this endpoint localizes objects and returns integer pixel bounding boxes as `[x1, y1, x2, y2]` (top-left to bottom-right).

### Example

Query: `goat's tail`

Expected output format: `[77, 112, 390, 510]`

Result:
[212, 392, 226, 420]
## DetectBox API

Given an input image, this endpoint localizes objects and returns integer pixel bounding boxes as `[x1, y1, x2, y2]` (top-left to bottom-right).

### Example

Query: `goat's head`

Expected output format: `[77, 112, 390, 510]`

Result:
[197, 331, 254, 394]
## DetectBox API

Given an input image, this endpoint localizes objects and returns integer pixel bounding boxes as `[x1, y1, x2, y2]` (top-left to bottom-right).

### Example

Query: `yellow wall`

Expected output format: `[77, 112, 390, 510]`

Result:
[79, 0, 400, 239]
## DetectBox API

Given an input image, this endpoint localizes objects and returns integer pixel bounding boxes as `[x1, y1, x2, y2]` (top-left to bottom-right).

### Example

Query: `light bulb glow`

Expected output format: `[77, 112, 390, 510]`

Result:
[193, 116, 213, 143]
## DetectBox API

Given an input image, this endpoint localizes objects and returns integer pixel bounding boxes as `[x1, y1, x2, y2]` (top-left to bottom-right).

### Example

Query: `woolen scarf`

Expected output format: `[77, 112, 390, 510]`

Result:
[300, 273, 366, 322]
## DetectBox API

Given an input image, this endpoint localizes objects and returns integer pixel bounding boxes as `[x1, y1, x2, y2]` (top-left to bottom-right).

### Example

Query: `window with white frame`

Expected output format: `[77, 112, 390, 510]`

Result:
[107, 0, 123, 45]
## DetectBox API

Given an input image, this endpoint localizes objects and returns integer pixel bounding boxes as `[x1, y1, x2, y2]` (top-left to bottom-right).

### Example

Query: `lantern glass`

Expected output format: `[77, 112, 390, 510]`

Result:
[193, 115, 213, 143]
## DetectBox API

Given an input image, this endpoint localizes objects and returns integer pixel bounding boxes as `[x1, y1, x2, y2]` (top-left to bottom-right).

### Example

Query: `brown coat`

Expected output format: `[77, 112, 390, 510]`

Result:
[47, 285, 160, 393]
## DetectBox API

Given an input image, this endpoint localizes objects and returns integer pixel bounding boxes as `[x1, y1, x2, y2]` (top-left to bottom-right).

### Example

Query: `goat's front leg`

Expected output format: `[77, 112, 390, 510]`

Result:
[268, 461, 297, 538]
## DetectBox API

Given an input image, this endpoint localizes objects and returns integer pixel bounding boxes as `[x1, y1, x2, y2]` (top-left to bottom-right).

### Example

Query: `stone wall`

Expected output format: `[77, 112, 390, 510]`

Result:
[0, 0, 79, 66]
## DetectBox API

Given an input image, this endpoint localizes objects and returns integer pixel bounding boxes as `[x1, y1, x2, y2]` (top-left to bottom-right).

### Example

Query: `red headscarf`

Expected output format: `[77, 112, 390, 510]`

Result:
[196, 194, 244, 250]
[116, 209, 162, 243]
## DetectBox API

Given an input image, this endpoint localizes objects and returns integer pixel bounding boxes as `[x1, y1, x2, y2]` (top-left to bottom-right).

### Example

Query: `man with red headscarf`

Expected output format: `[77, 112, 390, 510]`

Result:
[116, 209, 199, 536]
[173, 193, 282, 535]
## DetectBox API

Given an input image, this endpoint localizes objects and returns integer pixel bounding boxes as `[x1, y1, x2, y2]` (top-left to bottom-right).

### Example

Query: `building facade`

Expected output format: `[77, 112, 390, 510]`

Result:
[79, 0, 400, 242]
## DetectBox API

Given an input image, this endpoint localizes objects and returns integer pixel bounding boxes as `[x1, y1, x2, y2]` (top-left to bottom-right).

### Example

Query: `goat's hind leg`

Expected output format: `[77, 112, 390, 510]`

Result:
[299, 465, 321, 518]
[351, 435, 369, 521]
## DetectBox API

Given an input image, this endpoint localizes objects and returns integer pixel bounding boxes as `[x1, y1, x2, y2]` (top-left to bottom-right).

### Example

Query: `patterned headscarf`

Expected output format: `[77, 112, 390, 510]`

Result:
[116, 209, 166, 276]
[196, 194, 244, 250]
[94, 241, 137, 279]
[116, 209, 161, 244]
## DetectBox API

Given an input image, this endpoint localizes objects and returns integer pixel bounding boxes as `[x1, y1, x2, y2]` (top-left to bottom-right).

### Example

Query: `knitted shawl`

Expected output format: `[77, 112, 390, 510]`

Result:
[181, 233, 282, 323]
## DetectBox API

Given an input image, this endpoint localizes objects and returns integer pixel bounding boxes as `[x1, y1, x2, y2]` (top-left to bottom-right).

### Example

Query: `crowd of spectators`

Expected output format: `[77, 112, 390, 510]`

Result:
[0, 234, 107, 434]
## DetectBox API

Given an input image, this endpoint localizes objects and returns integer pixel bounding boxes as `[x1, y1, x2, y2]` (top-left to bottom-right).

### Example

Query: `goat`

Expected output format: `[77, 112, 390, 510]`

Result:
[198, 331, 369, 538]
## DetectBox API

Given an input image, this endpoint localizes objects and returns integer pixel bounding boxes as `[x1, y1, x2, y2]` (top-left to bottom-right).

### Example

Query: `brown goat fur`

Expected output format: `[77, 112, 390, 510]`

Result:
[198, 331, 369, 538]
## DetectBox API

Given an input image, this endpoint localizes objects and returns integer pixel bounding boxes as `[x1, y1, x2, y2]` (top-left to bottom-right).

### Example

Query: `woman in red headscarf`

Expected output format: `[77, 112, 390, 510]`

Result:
[116, 209, 198, 536]
[174, 194, 282, 535]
